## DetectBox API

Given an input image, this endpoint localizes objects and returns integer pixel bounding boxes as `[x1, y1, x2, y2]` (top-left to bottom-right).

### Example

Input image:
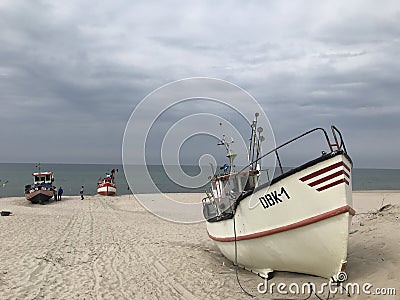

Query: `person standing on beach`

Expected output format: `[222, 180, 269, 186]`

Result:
[58, 187, 63, 201]
[80, 186, 84, 200]
[53, 186, 57, 201]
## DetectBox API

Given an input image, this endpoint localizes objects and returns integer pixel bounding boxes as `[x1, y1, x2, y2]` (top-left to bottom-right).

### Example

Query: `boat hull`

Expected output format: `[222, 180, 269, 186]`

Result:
[97, 183, 116, 196]
[206, 152, 354, 280]
[25, 190, 54, 204]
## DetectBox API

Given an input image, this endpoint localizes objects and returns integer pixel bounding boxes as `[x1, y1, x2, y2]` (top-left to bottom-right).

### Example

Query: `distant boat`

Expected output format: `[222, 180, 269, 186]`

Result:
[25, 169, 55, 204]
[202, 113, 354, 281]
[97, 173, 116, 196]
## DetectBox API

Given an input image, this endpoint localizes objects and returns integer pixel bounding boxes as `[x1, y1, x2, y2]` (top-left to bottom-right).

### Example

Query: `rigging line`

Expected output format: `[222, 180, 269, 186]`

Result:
[233, 214, 254, 298]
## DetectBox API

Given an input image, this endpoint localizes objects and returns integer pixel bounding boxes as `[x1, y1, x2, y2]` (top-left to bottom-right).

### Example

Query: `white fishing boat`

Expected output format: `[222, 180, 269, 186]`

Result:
[202, 114, 354, 281]
[97, 172, 117, 196]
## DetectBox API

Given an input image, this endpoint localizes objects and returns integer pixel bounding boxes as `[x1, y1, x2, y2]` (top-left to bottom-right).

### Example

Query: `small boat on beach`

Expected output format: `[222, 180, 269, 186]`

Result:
[25, 169, 55, 204]
[202, 114, 354, 281]
[97, 172, 117, 196]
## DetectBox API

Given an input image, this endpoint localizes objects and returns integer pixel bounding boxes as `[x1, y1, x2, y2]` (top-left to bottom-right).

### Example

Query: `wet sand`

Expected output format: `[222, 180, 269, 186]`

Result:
[0, 191, 398, 299]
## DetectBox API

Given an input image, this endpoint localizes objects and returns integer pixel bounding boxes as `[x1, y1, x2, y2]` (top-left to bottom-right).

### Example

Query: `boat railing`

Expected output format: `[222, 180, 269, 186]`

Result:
[330, 125, 347, 154]
[245, 126, 348, 176]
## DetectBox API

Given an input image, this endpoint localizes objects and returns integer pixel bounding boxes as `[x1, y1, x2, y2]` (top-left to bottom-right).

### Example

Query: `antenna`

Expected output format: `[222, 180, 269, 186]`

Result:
[248, 113, 266, 171]
[249, 113, 259, 169]
[256, 126, 265, 163]
[217, 122, 237, 173]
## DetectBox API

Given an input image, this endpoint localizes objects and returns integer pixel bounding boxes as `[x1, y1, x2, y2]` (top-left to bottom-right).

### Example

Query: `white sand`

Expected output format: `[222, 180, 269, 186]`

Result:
[0, 191, 398, 299]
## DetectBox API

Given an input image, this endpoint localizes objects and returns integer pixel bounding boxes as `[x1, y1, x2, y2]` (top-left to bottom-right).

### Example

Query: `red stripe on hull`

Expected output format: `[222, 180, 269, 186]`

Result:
[98, 183, 116, 188]
[299, 162, 349, 182]
[208, 205, 355, 242]
[308, 170, 346, 187]
[316, 178, 348, 192]
[98, 191, 116, 196]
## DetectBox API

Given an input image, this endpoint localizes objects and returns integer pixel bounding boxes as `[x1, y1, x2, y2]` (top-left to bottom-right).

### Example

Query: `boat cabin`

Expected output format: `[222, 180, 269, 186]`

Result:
[32, 172, 54, 185]
[211, 170, 258, 200]
[204, 170, 259, 221]
[104, 175, 113, 183]
[98, 173, 115, 186]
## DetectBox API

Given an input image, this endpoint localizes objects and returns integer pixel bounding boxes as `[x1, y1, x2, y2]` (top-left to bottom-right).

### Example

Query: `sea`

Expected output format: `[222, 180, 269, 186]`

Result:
[0, 163, 399, 198]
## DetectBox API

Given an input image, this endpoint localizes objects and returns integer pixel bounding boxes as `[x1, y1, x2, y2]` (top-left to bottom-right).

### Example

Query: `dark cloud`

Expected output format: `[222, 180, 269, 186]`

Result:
[0, 0, 399, 167]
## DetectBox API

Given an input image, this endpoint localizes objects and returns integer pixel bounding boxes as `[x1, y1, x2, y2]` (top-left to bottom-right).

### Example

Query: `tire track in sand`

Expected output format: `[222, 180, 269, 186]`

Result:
[90, 198, 130, 300]
[102, 199, 198, 299]
[26, 212, 81, 299]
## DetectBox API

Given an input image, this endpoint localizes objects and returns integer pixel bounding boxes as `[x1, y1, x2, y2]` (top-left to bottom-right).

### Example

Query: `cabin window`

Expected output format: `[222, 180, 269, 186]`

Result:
[46, 175, 51, 182]
[35, 176, 45, 182]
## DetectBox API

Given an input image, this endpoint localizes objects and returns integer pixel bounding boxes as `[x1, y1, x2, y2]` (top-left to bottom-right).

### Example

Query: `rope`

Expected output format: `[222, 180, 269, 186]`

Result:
[233, 215, 254, 298]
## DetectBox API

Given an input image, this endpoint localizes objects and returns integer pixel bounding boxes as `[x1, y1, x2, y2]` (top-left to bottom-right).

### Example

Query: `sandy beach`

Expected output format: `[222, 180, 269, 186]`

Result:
[0, 191, 399, 299]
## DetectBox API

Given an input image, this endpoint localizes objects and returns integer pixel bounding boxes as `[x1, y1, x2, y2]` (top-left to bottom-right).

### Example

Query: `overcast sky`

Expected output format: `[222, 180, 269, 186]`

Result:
[1, 0, 399, 168]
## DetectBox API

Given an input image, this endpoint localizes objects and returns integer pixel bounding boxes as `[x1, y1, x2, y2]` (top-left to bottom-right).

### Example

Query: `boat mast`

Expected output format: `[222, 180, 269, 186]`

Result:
[251, 113, 259, 169]
[217, 133, 237, 173]
[256, 127, 265, 166]
[248, 113, 265, 171]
